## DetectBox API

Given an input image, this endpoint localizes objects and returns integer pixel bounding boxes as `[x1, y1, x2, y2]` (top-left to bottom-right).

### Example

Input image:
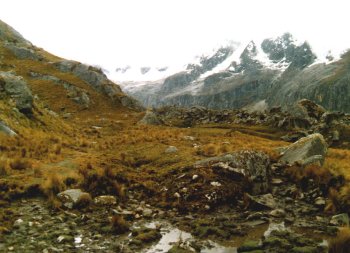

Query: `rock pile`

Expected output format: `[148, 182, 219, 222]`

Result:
[144, 99, 350, 146]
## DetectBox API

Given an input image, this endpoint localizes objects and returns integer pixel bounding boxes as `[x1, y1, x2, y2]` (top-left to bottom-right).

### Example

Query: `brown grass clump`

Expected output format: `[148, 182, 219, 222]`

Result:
[110, 215, 129, 234]
[79, 166, 125, 198]
[75, 193, 92, 209]
[41, 174, 66, 197]
[40, 174, 66, 209]
[285, 164, 333, 188]
[9, 158, 32, 170]
[334, 185, 350, 212]
[325, 187, 340, 213]
[219, 142, 231, 154]
[202, 143, 218, 157]
[0, 157, 10, 176]
[328, 227, 350, 253]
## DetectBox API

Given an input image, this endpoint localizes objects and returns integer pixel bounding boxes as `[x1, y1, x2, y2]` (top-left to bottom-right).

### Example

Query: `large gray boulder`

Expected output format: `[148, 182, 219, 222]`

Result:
[4, 43, 42, 61]
[53, 60, 144, 111]
[290, 99, 326, 121]
[57, 189, 91, 209]
[195, 150, 271, 194]
[0, 72, 33, 114]
[53, 60, 122, 95]
[138, 110, 162, 125]
[279, 133, 328, 166]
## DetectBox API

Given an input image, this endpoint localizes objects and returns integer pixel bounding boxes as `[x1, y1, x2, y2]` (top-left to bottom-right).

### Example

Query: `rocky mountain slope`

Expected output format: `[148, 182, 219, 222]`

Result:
[0, 19, 143, 120]
[121, 33, 350, 113]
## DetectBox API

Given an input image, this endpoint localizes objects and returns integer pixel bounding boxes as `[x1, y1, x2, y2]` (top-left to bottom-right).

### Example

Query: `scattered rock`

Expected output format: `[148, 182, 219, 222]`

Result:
[314, 197, 325, 207]
[174, 192, 181, 198]
[165, 146, 178, 153]
[330, 213, 349, 226]
[4, 43, 42, 60]
[279, 133, 328, 166]
[269, 209, 286, 218]
[0, 121, 16, 136]
[246, 193, 277, 210]
[138, 110, 162, 125]
[57, 189, 92, 209]
[192, 174, 199, 181]
[210, 181, 222, 187]
[183, 135, 195, 141]
[0, 71, 33, 115]
[94, 195, 117, 206]
[291, 99, 326, 121]
[142, 208, 153, 218]
[271, 178, 283, 185]
[13, 218, 24, 228]
[196, 150, 271, 195]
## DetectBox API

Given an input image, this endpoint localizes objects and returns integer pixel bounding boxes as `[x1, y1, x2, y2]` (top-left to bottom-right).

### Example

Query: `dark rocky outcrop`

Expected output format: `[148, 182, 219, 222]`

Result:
[195, 150, 271, 195]
[53, 60, 144, 111]
[0, 71, 33, 115]
[4, 43, 42, 61]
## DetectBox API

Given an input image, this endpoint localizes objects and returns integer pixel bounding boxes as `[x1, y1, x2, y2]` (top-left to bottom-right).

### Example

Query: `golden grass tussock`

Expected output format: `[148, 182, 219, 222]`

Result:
[9, 158, 32, 171]
[0, 157, 11, 176]
[324, 148, 350, 180]
[78, 166, 125, 198]
[40, 173, 66, 197]
[202, 143, 219, 157]
[328, 227, 350, 253]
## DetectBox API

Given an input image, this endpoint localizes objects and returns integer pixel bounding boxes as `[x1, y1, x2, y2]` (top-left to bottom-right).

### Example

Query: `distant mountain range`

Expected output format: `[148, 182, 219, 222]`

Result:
[112, 33, 350, 113]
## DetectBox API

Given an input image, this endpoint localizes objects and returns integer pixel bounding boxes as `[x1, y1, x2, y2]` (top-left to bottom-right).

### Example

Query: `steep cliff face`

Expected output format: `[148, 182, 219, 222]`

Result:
[267, 51, 350, 111]
[124, 33, 350, 113]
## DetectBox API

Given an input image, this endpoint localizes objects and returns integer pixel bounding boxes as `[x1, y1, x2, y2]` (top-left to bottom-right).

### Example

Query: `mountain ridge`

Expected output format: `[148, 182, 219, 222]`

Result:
[118, 33, 350, 113]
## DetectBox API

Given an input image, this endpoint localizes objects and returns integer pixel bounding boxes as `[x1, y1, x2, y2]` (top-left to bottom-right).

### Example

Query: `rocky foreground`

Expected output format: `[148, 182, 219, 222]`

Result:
[1, 131, 349, 253]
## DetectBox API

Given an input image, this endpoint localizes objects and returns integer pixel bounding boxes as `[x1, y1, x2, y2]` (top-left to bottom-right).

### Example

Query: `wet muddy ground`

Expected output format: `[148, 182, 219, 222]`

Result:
[0, 194, 332, 253]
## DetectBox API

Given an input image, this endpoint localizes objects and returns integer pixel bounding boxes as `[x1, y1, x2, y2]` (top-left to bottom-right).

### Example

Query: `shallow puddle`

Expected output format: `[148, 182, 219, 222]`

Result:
[143, 222, 238, 253]
[145, 228, 192, 253]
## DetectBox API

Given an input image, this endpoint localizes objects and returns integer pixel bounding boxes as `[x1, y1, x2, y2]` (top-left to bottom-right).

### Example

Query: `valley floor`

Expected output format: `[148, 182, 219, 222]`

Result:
[1, 110, 350, 252]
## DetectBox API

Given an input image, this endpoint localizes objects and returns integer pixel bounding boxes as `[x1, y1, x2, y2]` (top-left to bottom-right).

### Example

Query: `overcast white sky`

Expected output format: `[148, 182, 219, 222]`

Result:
[1, 0, 350, 70]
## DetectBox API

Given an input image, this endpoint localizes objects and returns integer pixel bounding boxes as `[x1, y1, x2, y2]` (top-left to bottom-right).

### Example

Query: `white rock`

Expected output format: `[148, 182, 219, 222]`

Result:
[165, 146, 178, 153]
[183, 136, 195, 141]
[314, 197, 326, 207]
[174, 192, 181, 198]
[211, 181, 222, 187]
[14, 219, 24, 227]
[142, 208, 153, 218]
[57, 235, 65, 243]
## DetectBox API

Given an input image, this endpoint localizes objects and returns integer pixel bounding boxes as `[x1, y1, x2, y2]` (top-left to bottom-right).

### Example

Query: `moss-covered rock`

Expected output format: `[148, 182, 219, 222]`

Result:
[238, 240, 262, 252]
[291, 246, 318, 253]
